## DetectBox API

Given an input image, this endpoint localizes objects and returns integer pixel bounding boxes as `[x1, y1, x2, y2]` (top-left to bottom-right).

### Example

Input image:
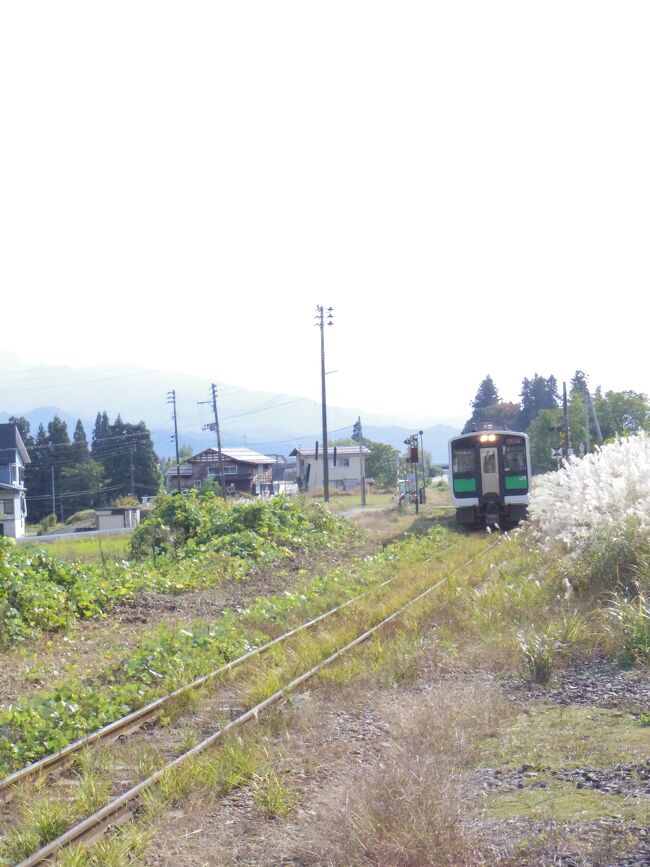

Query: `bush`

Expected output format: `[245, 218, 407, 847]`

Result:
[65, 510, 96, 526]
[130, 491, 354, 561]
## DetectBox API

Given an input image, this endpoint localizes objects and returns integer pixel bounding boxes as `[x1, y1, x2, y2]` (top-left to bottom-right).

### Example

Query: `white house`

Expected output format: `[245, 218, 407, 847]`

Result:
[290, 445, 369, 494]
[0, 423, 30, 539]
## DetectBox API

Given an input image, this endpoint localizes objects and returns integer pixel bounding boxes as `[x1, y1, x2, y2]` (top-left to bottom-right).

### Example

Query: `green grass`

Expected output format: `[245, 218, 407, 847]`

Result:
[20, 534, 132, 563]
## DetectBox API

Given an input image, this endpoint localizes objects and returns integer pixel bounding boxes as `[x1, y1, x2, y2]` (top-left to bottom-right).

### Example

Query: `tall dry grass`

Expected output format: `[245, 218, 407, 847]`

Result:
[304, 682, 509, 867]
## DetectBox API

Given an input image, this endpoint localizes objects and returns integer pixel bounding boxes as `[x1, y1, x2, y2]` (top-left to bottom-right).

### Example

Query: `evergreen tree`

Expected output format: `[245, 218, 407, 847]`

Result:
[570, 369, 589, 394]
[100, 416, 161, 502]
[24, 423, 54, 522]
[519, 374, 559, 430]
[91, 411, 111, 461]
[71, 419, 90, 463]
[61, 420, 99, 514]
[481, 401, 522, 431]
[8, 417, 34, 449]
[463, 375, 500, 433]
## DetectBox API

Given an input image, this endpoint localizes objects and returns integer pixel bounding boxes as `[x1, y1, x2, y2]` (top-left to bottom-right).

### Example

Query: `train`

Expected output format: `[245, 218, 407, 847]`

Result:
[448, 428, 531, 529]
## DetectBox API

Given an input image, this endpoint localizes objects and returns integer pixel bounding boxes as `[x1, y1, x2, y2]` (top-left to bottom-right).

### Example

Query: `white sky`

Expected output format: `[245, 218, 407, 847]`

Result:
[1, 2, 648, 426]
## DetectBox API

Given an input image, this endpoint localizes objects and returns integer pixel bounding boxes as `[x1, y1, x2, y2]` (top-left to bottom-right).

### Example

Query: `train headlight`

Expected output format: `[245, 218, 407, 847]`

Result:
[488, 434, 496, 442]
[479, 435, 488, 442]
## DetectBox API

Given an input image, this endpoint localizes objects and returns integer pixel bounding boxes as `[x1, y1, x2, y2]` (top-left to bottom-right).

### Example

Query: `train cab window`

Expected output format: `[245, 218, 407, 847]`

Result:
[452, 448, 474, 474]
[482, 451, 497, 474]
[503, 445, 526, 474]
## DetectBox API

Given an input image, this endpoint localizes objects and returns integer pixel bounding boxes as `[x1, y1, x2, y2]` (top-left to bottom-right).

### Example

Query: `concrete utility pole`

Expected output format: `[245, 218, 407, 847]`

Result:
[129, 444, 135, 498]
[562, 382, 570, 460]
[353, 417, 366, 506]
[210, 385, 227, 497]
[315, 305, 333, 502]
[199, 385, 227, 497]
[167, 389, 182, 493]
[404, 434, 419, 515]
[51, 465, 56, 517]
[419, 429, 426, 504]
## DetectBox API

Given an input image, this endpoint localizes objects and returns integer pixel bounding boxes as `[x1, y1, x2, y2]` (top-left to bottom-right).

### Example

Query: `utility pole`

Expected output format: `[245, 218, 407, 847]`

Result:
[167, 389, 182, 493]
[129, 444, 135, 498]
[419, 430, 426, 504]
[353, 417, 366, 505]
[586, 389, 603, 441]
[51, 465, 56, 517]
[404, 434, 419, 514]
[199, 384, 227, 498]
[562, 381, 570, 460]
[315, 305, 333, 502]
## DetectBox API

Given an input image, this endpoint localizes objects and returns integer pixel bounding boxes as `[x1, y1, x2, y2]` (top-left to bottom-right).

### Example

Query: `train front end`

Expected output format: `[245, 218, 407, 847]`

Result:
[448, 430, 531, 529]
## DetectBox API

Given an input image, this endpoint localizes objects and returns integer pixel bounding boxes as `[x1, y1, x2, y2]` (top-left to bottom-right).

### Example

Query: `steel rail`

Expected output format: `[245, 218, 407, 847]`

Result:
[15, 538, 501, 867]
[1, 537, 470, 801]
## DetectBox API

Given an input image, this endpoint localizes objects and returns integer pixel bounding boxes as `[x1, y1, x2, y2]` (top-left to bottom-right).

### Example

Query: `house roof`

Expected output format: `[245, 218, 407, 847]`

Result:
[0, 481, 24, 493]
[189, 447, 276, 465]
[0, 424, 31, 465]
[290, 446, 370, 457]
[163, 463, 193, 478]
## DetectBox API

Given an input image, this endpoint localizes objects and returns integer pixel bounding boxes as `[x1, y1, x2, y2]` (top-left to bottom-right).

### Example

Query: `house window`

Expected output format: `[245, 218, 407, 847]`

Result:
[194, 480, 202, 489]
[2, 499, 14, 516]
[208, 465, 237, 479]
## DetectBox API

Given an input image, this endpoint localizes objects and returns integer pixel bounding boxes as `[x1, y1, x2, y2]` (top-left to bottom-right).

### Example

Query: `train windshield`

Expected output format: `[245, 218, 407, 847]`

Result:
[453, 448, 474, 473]
[503, 444, 526, 473]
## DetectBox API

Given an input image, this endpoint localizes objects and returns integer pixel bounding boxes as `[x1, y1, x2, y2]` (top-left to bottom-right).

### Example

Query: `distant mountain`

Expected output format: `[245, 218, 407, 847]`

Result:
[0, 357, 460, 464]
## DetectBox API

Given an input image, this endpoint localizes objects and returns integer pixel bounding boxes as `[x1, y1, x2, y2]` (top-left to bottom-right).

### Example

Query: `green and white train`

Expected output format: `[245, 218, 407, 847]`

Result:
[448, 429, 531, 529]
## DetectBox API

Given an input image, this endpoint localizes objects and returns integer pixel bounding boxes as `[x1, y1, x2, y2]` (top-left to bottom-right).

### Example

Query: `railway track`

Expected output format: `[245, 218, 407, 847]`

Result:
[4, 536, 502, 866]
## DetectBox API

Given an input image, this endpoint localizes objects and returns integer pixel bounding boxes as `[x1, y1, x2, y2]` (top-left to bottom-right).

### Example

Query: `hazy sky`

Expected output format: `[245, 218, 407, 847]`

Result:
[1, 2, 648, 426]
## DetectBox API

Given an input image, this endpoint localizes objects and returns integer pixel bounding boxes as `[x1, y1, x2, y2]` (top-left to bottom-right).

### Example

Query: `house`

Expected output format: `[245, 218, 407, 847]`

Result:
[290, 445, 369, 494]
[164, 447, 277, 496]
[0, 423, 30, 538]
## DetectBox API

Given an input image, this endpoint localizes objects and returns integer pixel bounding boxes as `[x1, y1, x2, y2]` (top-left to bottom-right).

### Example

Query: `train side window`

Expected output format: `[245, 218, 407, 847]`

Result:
[453, 448, 474, 473]
[504, 445, 526, 473]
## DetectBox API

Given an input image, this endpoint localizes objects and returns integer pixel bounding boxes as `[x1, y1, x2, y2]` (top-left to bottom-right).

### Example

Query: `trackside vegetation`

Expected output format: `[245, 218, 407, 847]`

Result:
[0, 493, 355, 647]
[4, 433, 650, 865]
[0, 521, 460, 777]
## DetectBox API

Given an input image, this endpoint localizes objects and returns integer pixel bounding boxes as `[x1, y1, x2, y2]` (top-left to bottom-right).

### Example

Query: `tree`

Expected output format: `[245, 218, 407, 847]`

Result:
[481, 401, 522, 431]
[519, 374, 559, 430]
[24, 423, 54, 522]
[8, 416, 34, 449]
[463, 375, 500, 433]
[71, 419, 91, 463]
[363, 439, 400, 488]
[91, 411, 111, 461]
[61, 459, 104, 514]
[594, 390, 649, 439]
[527, 407, 563, 474]
[570, 369, 589, 394]
[100, 416, 161, 502]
